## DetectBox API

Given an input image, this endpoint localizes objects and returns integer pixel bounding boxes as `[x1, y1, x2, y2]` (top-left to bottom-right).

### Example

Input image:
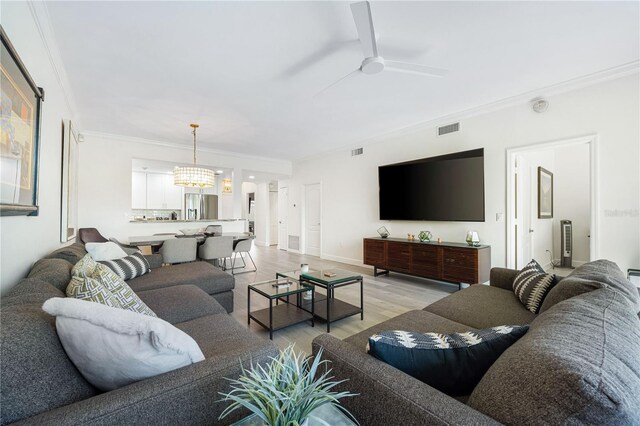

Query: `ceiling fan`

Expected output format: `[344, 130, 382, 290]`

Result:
[317, 1, 448, 95]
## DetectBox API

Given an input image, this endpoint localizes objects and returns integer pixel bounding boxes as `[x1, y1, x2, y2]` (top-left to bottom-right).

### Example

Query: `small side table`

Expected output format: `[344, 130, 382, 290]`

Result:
[248, 278, 314, 340]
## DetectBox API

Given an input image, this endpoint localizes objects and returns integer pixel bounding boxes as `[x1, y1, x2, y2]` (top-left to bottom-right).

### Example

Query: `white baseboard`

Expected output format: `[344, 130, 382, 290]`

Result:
[254, 240, 269, 247]
[320, 253, 366, 268]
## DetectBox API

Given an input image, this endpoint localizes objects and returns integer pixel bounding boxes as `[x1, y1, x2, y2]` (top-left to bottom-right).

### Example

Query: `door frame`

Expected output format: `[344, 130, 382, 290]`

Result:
[506, 134, 599, 269]
[277, 186, 288, 251]
[302, 182, 322, 257]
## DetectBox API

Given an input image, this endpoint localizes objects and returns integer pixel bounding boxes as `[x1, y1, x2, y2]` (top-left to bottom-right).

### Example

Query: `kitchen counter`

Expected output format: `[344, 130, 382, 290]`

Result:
[129, 219, 246, 223]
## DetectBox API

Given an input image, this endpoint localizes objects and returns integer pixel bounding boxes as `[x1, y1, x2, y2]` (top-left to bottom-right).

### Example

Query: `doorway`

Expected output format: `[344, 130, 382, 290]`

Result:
[507, 135, 598, 271]
[304, 183, 321, 257]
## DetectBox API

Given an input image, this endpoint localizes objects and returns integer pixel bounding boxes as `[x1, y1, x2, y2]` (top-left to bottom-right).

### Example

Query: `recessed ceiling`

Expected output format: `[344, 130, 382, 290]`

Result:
[45, 1, 639, 160]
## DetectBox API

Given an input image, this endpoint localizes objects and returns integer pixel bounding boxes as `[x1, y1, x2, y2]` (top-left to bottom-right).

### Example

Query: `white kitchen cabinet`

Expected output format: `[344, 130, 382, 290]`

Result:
[131, 172, 148, 209]
[146, 173, 165, 209]
[163, 174, 183, 209]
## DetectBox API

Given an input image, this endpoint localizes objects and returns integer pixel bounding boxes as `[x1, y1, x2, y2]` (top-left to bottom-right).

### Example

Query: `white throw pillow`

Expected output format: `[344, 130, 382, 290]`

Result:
[42, 297, 205, 391]
[85, 242, 128, 261]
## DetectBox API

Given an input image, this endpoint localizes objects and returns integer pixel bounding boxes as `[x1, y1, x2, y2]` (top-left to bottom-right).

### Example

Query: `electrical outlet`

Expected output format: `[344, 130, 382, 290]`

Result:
[496, 213, 504, 222]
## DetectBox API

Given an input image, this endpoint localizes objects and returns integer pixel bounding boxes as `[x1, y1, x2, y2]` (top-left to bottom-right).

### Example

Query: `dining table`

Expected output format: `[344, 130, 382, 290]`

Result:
[128, 232, 254, 248]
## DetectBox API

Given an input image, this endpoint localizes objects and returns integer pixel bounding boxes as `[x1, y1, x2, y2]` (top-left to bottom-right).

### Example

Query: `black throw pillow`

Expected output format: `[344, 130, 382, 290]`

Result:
[99, 252, 150, 281]
[367, 325, 529, 396]
[513, 259, 556, 313]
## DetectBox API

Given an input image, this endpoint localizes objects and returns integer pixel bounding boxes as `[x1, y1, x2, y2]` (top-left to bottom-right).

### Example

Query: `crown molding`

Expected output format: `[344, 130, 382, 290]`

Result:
[294, 61, 640, 163]
[82, 130, 293, 166]
[27, 1, 82, 128]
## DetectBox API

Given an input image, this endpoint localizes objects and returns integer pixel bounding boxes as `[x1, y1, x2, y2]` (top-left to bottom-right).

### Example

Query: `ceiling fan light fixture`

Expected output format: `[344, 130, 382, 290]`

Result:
[174, 123, 215, 188]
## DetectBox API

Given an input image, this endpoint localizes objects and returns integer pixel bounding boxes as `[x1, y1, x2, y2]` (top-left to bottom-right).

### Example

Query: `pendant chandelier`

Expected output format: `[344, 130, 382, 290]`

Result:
[174, 123, 215, 188]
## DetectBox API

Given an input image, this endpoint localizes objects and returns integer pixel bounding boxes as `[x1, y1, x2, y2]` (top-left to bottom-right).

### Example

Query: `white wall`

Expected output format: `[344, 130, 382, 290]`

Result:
[76, 133, 291, 243]
[553, 143, 591, 265]
[0, 3, 80, 293]
[289, 74, 640, 273]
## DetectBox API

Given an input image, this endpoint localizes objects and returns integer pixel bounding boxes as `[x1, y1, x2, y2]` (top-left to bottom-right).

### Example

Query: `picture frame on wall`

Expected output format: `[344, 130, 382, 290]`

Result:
[61, 120, 79, 242]
[538, 166, 553, 219]
[0, 26, 44, 216]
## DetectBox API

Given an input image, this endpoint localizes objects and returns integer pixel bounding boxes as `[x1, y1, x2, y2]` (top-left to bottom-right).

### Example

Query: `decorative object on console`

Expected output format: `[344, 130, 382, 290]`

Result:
[418, 230, 432, 242]
[42, 297, 204, 391]
[512, 259, 556, 313]
[301, 263, 309, 273]
[218, 345, 355, 425]
[0, 26, 44, 217]
[173, 123, 215, 188]
[466, 231, 480, 247]
[538, 166, 553, 219]
[367, 325, 529, 396]
[377, 226, 389, 238]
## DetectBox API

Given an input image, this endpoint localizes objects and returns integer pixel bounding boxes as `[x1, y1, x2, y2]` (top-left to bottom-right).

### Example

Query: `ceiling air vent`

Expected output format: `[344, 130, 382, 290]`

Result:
[438, 122, 460, 136]
[351, 147, 364, 156]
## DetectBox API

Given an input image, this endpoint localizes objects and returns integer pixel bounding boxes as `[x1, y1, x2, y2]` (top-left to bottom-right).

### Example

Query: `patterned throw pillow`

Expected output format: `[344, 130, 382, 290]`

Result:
[512, 259, 556, 313]
[99, 252, 150, 281]
[367, 325, 529, 396]
[68, 254, 156, 317]
[66, 275, 123, 308]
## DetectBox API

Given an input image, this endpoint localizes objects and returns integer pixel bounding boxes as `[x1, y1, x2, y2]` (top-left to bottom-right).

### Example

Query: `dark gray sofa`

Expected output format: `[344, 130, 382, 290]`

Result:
[1, 243, 278, 425]
[313, 260, 640, 425]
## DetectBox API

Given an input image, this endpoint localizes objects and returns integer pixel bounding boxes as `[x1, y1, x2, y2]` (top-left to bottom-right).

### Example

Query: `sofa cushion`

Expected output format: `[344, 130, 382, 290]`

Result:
[27, 258, 73, 292]
[176, 312, 273, 359]
[367, 325, 529, 396]
[512, 259, 556, 313]
[127, 262, 234, 295]
[137, 285, 227, 324]
[566, 259, 640, 312]
[344, 310, 472, 353]
[539, 276, 603, 313]
[423, 285, 536, 329]
[1, 278, 64, 308]
[42, 298, 204, 392]
[468, 288, 640, 424]
[0, 303, 97, 425]
[44, 243, 87, 265]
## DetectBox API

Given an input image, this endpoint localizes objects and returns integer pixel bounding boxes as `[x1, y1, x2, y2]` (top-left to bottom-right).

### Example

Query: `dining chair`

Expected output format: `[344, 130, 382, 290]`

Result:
[231, 238, 257, 274]
[78, 228, 108, 244]
[159, 238, 197, 265]
[198, 236, 233, 270]
[204, 225, 223, 236]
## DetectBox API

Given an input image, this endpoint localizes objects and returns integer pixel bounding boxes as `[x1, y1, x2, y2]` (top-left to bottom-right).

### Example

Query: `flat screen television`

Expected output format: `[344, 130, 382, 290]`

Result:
[379, 148, 485, 221]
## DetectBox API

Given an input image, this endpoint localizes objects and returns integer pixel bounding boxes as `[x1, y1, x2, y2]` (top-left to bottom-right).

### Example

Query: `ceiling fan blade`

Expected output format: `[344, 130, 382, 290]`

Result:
[350, 1, 378, 58]
[385, 60, 448, 78]
[314, 68, 361, 98]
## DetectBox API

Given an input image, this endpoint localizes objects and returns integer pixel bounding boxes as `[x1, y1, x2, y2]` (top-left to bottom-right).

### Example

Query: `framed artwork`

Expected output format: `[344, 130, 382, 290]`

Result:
[0, 26, 44, 216]
[61, 120, 79, 242]
[537, 166, 553, 219]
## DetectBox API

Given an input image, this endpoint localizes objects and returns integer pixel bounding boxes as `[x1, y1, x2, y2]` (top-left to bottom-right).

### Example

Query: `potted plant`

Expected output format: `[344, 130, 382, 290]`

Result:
[219, 345, 356, 426]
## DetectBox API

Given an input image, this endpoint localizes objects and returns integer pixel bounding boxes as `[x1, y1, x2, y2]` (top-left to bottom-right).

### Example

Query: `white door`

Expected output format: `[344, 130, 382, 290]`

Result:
[278, 187, 288, 251]
[269, 191, 278, 245]
[304, 183, 321, 257]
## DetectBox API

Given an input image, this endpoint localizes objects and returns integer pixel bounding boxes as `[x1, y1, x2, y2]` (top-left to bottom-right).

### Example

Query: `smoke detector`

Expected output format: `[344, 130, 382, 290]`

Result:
[531, 98, 549, 113]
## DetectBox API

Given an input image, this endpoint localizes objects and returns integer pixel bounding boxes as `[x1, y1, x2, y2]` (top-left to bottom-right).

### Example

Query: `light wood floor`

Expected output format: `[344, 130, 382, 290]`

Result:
[228, 245, 457, 354]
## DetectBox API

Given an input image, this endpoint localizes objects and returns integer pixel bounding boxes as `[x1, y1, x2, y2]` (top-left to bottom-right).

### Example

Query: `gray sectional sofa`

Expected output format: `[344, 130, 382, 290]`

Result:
[313, 260, 640, 425]
[1, 243, 278, 425]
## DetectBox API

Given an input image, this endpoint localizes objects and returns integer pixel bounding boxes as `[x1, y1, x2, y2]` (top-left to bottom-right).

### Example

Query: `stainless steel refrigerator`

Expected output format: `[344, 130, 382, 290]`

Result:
[185, 194, 218, 220]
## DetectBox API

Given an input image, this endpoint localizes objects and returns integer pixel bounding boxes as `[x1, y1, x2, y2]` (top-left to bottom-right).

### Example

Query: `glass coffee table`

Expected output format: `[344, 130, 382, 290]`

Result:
[277, 268, 363, 333]
[248, 278, 314, 340]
